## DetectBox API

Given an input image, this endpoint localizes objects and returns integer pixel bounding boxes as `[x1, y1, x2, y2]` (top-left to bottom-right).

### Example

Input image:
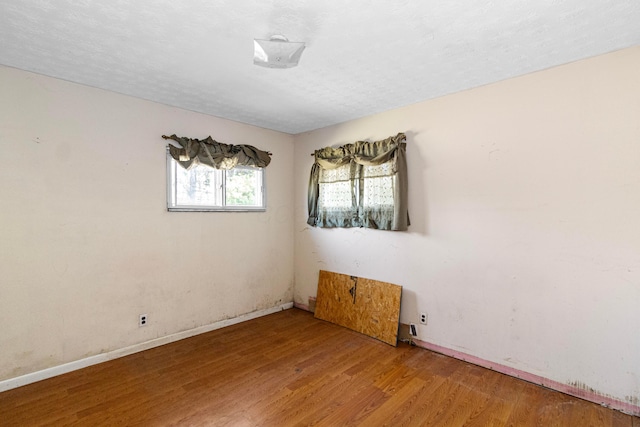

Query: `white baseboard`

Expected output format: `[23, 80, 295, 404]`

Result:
[0, 302, 294, 393]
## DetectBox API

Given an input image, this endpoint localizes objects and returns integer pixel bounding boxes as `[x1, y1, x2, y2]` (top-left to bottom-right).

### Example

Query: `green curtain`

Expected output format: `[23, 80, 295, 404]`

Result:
[162, 134, 272, 170]
[307, 132, 409, 231]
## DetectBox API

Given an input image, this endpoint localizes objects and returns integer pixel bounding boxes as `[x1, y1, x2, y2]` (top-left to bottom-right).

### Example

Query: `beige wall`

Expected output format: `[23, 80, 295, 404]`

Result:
[1, 46, 638, 407]
[293, 47, 640, 405]
[0, 66, 295, 381]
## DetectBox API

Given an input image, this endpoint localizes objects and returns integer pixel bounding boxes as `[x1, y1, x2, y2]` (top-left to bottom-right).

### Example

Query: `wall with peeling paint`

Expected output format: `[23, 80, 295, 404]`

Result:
[293, 47, 640, 408]
[0, 66, 295, 381]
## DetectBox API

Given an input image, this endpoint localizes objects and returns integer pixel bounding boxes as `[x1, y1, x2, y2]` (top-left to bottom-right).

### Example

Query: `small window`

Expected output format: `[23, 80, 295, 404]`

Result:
[167, 152, 265, 212]
[308, 132, 409, 230]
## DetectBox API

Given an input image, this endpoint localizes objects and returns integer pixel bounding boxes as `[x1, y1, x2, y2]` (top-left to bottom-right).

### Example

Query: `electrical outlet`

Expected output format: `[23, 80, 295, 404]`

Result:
[420, 312, 428, 325]
[139, 314, 147, 327]
[409, 323, 417, 337]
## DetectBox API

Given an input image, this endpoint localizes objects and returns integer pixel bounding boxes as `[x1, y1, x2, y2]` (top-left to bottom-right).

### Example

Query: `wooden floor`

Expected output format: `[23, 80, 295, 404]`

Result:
[1, 309, 638, 426]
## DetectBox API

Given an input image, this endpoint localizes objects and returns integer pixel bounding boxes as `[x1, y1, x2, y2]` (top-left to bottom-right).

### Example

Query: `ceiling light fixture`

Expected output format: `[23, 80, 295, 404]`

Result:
[253, 35, 305, 69]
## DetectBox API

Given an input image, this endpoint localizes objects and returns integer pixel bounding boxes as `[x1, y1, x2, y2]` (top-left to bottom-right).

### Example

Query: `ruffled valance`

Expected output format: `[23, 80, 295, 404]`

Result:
[313, 132, 406, 170]
[162, 134, 272, 170]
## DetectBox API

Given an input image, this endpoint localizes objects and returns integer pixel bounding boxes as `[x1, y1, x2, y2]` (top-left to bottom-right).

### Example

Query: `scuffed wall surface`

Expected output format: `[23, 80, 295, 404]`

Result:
[0, 66, 294, 380]
[293, 47, 640, 406]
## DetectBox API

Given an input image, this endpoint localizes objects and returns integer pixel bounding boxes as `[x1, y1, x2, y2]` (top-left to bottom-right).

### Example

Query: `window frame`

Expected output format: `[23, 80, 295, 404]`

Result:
[166, 149, 266, 212]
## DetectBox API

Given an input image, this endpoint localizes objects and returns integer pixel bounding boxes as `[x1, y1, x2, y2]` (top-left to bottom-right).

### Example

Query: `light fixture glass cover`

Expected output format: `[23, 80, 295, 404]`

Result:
[253, 35, 305, 69]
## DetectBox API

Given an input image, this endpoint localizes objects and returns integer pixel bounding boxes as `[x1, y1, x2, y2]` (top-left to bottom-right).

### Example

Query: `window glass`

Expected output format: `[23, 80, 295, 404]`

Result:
[167, 154, 265, 211]
[225, 167, 263, 207]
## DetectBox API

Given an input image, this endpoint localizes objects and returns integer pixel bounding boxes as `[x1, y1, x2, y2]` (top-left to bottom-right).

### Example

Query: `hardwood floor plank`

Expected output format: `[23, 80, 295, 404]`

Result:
[316, 385, 391, 426]
[0, 308, 637, 426]
[357, 376, 430, 426]
[293, 374, 373, 426]
[392, 366, 491, 426]
[453, 370, 520, 427]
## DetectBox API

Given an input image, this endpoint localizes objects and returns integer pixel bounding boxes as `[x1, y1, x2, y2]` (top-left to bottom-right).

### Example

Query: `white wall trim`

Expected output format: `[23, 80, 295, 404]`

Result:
[0, 302, 294, 393]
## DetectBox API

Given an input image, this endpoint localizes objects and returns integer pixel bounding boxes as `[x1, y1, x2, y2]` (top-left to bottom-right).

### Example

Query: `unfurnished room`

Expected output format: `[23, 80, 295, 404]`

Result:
[1, 1, 639, 426]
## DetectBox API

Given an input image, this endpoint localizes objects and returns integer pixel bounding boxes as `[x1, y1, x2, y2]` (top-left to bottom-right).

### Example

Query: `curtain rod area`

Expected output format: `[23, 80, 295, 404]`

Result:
[309, 132, 406, 156]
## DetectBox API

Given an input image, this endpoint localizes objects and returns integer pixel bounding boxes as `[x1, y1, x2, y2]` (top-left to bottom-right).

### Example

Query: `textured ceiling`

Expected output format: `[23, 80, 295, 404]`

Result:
[1, 1, 639, 134]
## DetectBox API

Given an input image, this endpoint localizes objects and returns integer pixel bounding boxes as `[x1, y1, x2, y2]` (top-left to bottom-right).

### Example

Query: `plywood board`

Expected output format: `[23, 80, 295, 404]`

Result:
[314, 270, 402, 346]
